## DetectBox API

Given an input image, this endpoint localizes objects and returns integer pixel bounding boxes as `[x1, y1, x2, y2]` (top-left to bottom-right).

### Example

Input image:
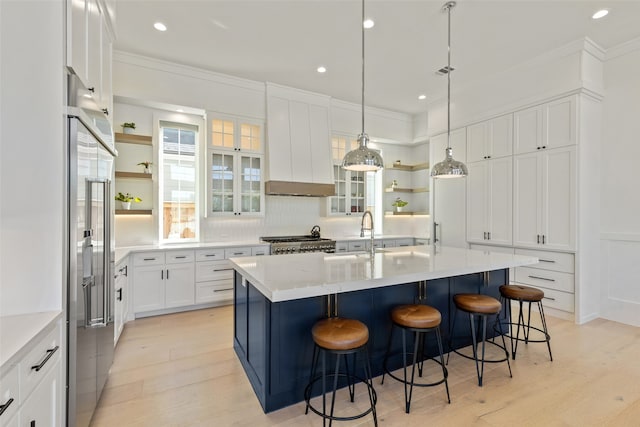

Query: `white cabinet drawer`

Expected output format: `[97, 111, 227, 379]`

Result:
[225, 247, 252, 258]
[382, 240, 396, 248]
[0, 365, 19, 424]
[20, 321, 61, 402]
[514, 248, 574, 273]
[348, 241, 366, 252]
[132, 252, 165, 266]
[195, 248, 225, 261]
[470, 244, 514, 255]
[520, 285, 575, 313]
[196, 280, 234, 304]
[515, 266, 574, 293]
[165, 250, 195, 264]
[196, 260, 233, 282]
[251, 246, 270, 256]
[335, 242, 348, 253]
[395, 238, 414, 247]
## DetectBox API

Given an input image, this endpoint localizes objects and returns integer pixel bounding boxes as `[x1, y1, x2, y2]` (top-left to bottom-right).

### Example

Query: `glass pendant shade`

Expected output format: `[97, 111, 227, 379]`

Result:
[431, 147, 468, 178]
[342, 133, 384, 172]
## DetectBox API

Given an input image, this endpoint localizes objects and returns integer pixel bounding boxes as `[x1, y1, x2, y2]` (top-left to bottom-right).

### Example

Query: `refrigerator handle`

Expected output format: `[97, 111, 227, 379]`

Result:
[103, 179, 112, 326]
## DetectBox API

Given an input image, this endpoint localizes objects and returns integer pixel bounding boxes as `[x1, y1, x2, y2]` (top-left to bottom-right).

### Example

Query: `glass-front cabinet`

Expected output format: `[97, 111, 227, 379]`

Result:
[327, 135, 366, 216]
[208, 115, 264, 216]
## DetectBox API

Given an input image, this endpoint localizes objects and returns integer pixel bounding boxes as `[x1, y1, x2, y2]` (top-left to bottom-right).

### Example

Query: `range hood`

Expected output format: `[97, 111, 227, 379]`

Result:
[265, 181, 335, 197]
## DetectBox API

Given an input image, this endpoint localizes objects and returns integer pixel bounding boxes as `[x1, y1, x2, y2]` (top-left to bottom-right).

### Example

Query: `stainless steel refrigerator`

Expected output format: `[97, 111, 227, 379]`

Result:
[67, 75, 116, 427]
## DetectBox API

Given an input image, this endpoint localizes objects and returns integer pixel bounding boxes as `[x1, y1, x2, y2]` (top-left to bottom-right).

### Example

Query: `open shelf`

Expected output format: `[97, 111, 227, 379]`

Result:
[386, 162, 429, 172]
[114, 132, 152, 145]
[115, 171, 152, 179]
[115, 209, 153, 215]
[385, 187, 429, 193]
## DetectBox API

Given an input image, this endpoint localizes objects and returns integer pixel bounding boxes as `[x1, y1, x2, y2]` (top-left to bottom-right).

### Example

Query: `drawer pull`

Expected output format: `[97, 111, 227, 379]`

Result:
[529, 275, 555, 282]
[31, 345, 59, 372]
[174, 256, 187, 259]
[143, 258, 156, 261]
[232, 252, 244, 256]
[539, 259, 556, 263]
[0, 398, 14, 417]
[213, 268, 233, 272]
[205, 254, 219, 257]
[543, 296, 556, 301]
[214, 288, 234, 292]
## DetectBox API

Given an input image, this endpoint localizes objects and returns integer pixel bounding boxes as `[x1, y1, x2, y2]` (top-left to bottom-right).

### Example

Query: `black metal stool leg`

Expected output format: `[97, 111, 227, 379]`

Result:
[538, 301, 553, 361]
[447, 307, 459, 365]
[305, 345, 320, 414]
[364, 347, 378, 427]
[381, 323, 395, 385]
[435, 327, 451, 403]
[469, 313, 482, 386]
[328, 352, 341, 427]
[494, 313, 512, 377]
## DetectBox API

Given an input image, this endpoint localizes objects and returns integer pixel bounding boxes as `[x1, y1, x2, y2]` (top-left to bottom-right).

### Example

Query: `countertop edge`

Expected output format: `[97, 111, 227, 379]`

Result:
[0, 310, 63, 369]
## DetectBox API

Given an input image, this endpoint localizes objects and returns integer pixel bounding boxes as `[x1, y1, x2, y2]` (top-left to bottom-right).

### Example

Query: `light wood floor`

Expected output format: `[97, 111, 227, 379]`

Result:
[91, 306, 640, 426]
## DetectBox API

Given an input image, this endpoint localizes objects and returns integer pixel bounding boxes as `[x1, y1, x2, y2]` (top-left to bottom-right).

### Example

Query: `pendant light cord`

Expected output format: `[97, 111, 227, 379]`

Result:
[361, 0, 365, 137]
[446, 1, 452, 150]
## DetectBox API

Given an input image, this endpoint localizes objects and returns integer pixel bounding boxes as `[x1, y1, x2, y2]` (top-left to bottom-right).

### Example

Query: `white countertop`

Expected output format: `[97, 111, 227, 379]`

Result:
[115, 240, 267, 264]
[229, 245, 538, 302]
[0, 310, 62, 368]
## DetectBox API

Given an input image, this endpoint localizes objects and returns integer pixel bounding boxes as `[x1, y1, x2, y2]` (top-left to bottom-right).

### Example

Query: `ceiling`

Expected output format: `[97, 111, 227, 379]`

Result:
[114, 1, 640, 115]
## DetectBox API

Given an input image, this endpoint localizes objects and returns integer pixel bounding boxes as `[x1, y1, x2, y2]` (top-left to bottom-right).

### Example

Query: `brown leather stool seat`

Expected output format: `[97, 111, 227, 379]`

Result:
[453, 294, 502, 315]
[312, 317, 369, 351]
[498, 285, 553, 361]
[305, 316, 377, 426]
[448, 293, 511, 386]
[391, 304, 441, 329]
[499, 284, 544, 302]
[382, 304, 450, 413]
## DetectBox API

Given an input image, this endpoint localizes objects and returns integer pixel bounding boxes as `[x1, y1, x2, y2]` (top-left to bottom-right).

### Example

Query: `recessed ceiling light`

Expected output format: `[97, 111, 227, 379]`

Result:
[154, 22, 167, 31]
[363, 19, 375, 29]
[317, 66, 327, 73]
[418, 94, 426, 100]
[592, 9, 609, 19]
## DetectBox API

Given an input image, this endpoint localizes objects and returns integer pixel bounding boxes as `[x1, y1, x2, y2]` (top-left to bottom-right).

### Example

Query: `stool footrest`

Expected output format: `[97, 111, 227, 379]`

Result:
[448, 340, 510, 364]
[304, 373, 377, 423]
[383, 354, 448, 388]
[495, 322, 551, 344]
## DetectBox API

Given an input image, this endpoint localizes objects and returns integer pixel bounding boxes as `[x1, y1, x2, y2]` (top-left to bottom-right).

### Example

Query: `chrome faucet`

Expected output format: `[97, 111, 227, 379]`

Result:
[360, 210, 374, 253]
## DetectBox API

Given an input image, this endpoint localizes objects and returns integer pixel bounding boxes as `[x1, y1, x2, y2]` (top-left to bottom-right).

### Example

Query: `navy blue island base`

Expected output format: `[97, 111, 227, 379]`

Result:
[233, 268, 508, 413]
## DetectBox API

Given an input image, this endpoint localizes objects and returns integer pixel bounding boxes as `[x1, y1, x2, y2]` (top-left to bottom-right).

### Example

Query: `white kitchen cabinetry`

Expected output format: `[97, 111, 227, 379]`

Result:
[0, 316, 62, 427]
[430, 128, 467, 164]
[514, 249, 575, 313]
[114, 259, 129, 345]
[326, 166, 366, 216]
[466, 114, 513, 163]
[67, 0, 114, 119]
[132, 250, 195, 314]
[466, 157, 513, 245]
[514, 96, 576, 155]
[513, 146, 576, 251]
[265, 83, 334, 185]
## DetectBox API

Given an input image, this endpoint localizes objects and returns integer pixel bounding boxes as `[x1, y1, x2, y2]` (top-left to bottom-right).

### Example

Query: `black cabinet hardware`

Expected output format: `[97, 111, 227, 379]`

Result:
[0, 398, 14, 416]
[31, 346, 59, 372]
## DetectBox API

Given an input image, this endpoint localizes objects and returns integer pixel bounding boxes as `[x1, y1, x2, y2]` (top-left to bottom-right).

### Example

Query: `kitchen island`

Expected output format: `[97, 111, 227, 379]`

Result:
[229, 245, 538, 412]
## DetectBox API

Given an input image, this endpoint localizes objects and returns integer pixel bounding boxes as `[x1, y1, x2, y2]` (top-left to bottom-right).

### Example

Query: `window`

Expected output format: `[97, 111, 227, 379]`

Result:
[159, 121, 199, 242]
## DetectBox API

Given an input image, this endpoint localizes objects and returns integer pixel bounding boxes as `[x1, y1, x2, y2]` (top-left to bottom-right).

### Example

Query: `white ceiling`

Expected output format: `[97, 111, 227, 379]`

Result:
[114, 0, 640, 115]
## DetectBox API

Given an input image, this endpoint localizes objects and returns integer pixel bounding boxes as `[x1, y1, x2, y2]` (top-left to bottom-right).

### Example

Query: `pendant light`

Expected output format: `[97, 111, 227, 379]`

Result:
[342, 0, 384, 172]
[431, 1, 468, 179]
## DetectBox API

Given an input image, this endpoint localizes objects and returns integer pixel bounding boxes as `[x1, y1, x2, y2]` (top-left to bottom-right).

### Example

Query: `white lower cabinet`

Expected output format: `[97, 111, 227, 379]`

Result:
[133, 250, 195, 314]
[114, 260, 129, 345]
[0, 316, 62, 427]
[513, 248, 575, 313]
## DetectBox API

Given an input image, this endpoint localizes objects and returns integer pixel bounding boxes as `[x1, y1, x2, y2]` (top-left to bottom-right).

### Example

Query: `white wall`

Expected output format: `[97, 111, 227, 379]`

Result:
[599, 39, 640, 326]
[0, 1, 64, 316]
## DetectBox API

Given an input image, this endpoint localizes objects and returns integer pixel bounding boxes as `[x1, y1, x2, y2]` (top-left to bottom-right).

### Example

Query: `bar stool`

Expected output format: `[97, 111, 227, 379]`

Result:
[448, 293, 511, 386]
[304, 317, 378, 426]
[381, 304, 450, 413]
[498, 284, 553, 361]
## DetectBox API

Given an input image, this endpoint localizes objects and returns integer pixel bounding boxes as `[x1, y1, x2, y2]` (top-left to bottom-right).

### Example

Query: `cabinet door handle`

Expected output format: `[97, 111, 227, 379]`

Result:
[31, 346, 59, 372]
[0, 398, 14, 417]
[542, 235, 546, 244]
[161, 270, 164, 280]
[143, 258, 156, 261]
[31, 420, 36, 427]
[528, 275, 555, 282]
[166, 269, 170, 280]
[213, 268, 233, 272]
[102, 108, 109, 116]
[487, 232, 491, 240]
[536, 235, 540, 244]
[214, 288, 234, 292]
[543, 296, 556, 301]
[539, 259, 556, 263]
[117, 288, 123, 301]
[174, 256, 187, 259]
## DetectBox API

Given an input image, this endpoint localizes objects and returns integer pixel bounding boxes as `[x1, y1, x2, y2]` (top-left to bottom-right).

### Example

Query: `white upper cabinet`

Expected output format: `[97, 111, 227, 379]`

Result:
[513, 146, 576, 251]
[266, 83, 333, 185]
[514, 96, 576, 155]
[466, 157, 513, 245]
[466, 114, 513, 163]
[67, 0, 114, 120]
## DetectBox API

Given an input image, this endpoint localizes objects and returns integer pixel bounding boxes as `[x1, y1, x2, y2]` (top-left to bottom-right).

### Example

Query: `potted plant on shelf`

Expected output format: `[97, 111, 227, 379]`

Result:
[115, 192, 142, 210]
[392, 197, 408, 213]
[121, 122, 136, 134]
[137, 161, 152, 174]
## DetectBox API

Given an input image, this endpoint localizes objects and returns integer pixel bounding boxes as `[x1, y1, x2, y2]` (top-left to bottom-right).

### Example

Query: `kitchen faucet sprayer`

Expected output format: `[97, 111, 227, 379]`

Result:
[360, 210, 374, 254]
